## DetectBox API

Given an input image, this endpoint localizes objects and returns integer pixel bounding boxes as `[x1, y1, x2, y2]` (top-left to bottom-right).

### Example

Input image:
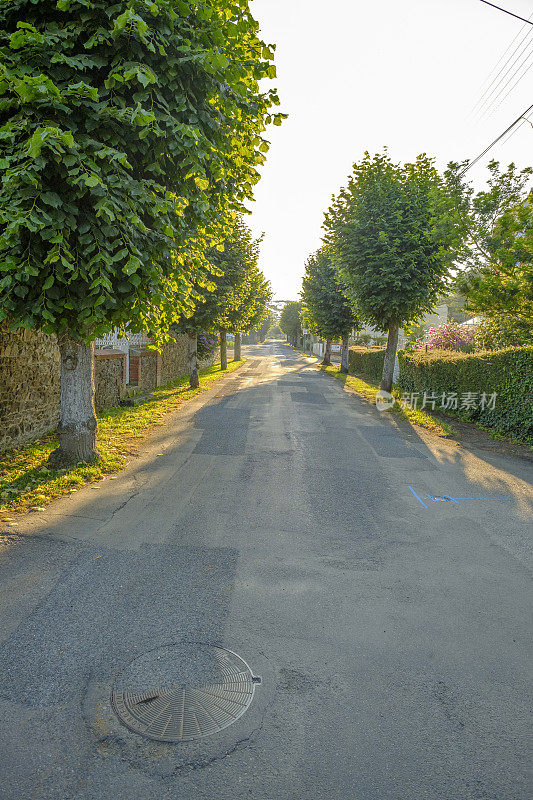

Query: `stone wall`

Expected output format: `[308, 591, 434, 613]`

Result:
[132, 335, 216, 392]
[199, 350, 218, 370]
[0, 328, 217, 453]
[0, 327, 128, 453]
[94, 350, 126, 412]
[160, 335, 189, 385]
[136, 350, 159, 392]
[0, 325, 61, 453]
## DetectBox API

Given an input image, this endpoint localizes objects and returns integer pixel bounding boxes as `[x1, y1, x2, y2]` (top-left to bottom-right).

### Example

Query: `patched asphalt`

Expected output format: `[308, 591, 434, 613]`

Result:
[0, 341, 531, 800]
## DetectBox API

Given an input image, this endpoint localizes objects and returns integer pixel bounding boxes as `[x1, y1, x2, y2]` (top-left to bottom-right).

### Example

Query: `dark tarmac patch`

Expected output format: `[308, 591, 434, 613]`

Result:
[358, 426, 426, 458]
[290, 392, 326, 404]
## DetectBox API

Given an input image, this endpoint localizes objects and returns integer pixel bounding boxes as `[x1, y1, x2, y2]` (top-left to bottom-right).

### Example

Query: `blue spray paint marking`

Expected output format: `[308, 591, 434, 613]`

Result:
[408, 486, 429, 509]
[426, 493, 459, 503]
[409, 487, 511, 508]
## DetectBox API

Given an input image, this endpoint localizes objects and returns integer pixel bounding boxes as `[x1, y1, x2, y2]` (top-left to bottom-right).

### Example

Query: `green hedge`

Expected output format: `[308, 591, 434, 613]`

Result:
[398, 347, 533, 444]
[348, 347, 386, 384]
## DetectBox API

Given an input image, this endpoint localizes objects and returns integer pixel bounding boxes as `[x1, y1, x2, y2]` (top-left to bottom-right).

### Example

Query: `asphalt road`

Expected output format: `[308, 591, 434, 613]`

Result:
[1, 341, 531, 800]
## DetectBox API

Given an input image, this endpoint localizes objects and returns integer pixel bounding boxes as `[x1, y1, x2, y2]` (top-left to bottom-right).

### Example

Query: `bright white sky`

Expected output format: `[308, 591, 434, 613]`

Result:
[247, 0, 533, 300]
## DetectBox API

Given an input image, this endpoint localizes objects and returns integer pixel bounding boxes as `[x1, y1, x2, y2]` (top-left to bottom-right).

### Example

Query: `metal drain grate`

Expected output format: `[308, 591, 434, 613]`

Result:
[111, 643, 260, 742]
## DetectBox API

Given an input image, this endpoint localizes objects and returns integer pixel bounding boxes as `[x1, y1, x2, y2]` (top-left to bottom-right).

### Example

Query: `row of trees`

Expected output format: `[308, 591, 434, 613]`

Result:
[0, 0, 279, 466]
[299, 151, 532, 392]
[175, 218, 271, 386]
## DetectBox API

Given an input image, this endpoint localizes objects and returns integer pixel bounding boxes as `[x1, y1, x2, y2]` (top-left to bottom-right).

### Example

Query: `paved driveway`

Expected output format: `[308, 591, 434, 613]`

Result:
[1, 342, 531, 799]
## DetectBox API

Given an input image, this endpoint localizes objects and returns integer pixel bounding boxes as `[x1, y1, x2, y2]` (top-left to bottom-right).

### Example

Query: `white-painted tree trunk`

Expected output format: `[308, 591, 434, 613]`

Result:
[340, 336, 349, 373]
[188, 332, 199, 389]
[380, 323, 399, 393]
[220, 330, 227, 370]
[48, 336, 98, 468]
[321, 338, 332, 366]
[234, 333, 241, 361]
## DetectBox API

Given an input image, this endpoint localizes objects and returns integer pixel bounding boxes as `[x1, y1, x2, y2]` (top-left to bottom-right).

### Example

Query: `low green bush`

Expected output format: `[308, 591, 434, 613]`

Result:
[398, 346, 533, 444]
[348, 347, 386, 384]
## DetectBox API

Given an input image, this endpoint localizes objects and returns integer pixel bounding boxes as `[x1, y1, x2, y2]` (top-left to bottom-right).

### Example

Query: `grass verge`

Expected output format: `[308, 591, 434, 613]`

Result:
[0, 359, 245, 519]
[318, 364, 455, 438]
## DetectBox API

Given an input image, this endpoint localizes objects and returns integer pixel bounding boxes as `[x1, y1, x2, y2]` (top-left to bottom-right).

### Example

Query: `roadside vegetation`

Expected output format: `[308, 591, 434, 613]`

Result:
[312, 360, 454, 438]
[0, 0, 280, 468]
[0, 360, 245, 519]
[289, 151, 532, 448]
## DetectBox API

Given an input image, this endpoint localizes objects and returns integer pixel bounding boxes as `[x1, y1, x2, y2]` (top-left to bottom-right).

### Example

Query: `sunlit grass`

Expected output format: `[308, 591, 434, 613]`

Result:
[0, 360, 245, 518]
[319, 364, 455, 438]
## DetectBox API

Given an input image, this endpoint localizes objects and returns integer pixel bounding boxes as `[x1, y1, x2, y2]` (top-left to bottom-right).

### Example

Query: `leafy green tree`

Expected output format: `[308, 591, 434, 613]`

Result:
[257, 309, 276, 342]
[325, 151, 462, 391]
[447, 164, 533, 330]
[279, 301, 302, 346]
[175, 217, 270, 371]
[242, 309, 274, 343]
[301, 248, 357, 371]
[446, 160, 532, 275]
[267, 323, 283, 338]
[222, 263, 272, 359]
[174, 217, 254, 381]
[214, 223, 269, 362]
[474, 316, 532, 350]
[442, 291, 469, 323]
[463, 200, 532, 324]
[0, 0, 282, 465]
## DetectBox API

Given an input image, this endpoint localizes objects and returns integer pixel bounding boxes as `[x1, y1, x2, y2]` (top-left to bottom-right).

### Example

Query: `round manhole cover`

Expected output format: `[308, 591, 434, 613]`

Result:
[110, 643, 260, 742]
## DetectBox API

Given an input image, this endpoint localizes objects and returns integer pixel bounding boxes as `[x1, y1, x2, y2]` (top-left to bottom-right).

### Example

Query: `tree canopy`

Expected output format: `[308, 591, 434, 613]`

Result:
[460, 197, 533, 325]
[301, 248, 357, 340]
[224, 264, 271, 335]
[324, 151, 461, 332]
[446, 161, 533, 328]
[0, 0, 283, 341]
[279, 300, 302, 344]
[324, 150, 463, 389]
[175, 216, 270, 336]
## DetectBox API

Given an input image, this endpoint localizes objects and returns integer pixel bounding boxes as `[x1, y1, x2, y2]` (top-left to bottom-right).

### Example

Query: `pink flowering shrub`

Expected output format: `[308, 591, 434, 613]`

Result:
[197, 332, 219, 359]
[416, 322, 476, 352]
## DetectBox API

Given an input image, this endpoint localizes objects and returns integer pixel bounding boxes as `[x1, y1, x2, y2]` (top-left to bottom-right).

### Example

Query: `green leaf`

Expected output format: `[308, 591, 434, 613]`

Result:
[41, 192, 62, 208]
[84, 174, 100, 188]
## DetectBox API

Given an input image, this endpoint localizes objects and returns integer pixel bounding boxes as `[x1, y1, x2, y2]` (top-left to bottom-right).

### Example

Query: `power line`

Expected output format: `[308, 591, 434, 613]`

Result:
[472, 15, 533, 116]
[481, 40, 533, 117]
[460, 102, 533, 176]
[478, 0, 533, 26]
[499, 111, 533, 145]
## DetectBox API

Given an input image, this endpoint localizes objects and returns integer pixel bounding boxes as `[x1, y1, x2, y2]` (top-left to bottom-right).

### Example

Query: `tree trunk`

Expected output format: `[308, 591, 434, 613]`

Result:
[380, 323, 399, 393]
[321, 339, 332, 366]
[220, 329, 227, 370]
[340, 336, 349, 373]
[188, 332, 199, 389]
[48, 336, 98, 468]
[234, 332, 241, 361]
